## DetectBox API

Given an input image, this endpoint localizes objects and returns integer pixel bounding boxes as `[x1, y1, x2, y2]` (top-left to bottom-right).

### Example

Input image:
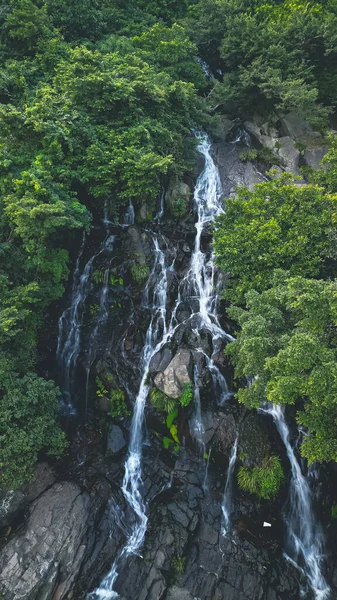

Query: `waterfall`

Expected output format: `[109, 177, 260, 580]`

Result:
[221, 438, 238, 536]
[89, 133, 233, 598]
[261, 405, 330, 600]
[56, 232, 94, 414]
[89, 236, 171, 599]
[123, 199, 135, 225]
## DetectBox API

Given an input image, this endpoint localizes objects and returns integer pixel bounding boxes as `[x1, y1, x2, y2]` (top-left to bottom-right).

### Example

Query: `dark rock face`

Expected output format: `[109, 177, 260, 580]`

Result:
[0, 482, 87, 600]
[107, 424, 127, 454]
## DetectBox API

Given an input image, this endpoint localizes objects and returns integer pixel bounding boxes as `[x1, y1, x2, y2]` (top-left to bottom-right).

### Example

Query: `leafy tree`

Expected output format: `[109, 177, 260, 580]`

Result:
[213, 173, 337, 302]
[185, 0, 337, 122]
[227, 276, 337, 463]
[0, 373, 67, 488]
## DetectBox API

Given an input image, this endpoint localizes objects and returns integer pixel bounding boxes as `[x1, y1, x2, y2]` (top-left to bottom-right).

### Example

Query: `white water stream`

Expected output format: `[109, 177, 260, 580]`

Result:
[261, 405, 330, 600]
[89, 133, 233, 597]
[221, 437, 238, 536]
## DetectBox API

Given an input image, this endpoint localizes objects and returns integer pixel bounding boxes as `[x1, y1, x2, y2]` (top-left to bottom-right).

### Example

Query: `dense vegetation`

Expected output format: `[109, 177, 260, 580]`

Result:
[214, 150, 337, 463]
[1, 0, 337, 487]
[0, 0, 203, 487]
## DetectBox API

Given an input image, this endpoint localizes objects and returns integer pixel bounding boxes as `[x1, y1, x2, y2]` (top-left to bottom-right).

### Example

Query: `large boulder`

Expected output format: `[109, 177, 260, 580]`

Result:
[154, 349, 192, 399]
[107, 424, 127, 454]
[280, 111, 319, 140]
[0, 462, 55, 529]
[0, 482, 87, 600]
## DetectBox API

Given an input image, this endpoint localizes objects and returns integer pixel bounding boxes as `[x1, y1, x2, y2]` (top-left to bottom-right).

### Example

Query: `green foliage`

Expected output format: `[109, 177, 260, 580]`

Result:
[96, 377, 129, 418]
[226, 277, 337, 463]
[171, 196, 189, 217]
[178, 382, 193, 407]
[240, 147, 283, 168]
[186, 0, 337, 123]
[150, 387, 176, 414]
[238, 455, 284, 500]
[0, 3, 204, 476]
[0, 373, 67, 489]
[331, 505, 337, 519]
[166, 406, 179, 429]
[109, 388, 130, 418]
[130, 263, 150, 285]
[171, 555, 186, 576]
[213, 174, 337, 302]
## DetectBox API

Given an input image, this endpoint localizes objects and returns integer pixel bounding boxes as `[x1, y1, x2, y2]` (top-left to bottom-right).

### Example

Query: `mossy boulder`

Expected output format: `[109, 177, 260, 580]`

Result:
[165, 181, 191, 218]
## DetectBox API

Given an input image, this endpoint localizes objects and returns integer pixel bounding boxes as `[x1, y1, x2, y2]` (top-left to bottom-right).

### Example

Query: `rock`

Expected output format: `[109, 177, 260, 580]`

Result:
[165, 181, 191, 217]
[125, 226, 150, 265]
[154, 349, 192, 399]
[166, 586, 194, 600]
[0, 462, 55, 529]
[276, 136, 300, 174]
[243, 121, 276, 149]
[107, 424, 127, 454]
[239, 412, 271, 467]
[203, 412, 238, 457]
[212, 143, 264, 197]
[303, 146, 328, 170]
[149, 347, 173, 374]
[280, 111, 319, 140]
[0, 482, 88, 600]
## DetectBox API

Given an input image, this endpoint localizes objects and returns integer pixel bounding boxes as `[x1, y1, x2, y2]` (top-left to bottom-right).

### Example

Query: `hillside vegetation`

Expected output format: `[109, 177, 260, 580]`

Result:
[1, 0, 337, 486]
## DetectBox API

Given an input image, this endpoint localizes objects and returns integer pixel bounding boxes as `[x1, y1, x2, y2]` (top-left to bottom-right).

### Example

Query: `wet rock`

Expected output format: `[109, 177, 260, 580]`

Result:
[124, 226, 150, 265]
[107, 424, 127, 454]
[154, 349, 192, 399]
[166, 587, 194, 600]
[203, 412, 237, 457]
[212, 142, 264, 197]
[0, 482, 87, 600]
[149, 347, 173, 374]
[165, 181, 191, 218]
[239, 412, 271, 467]
[0, 462, 55, 529]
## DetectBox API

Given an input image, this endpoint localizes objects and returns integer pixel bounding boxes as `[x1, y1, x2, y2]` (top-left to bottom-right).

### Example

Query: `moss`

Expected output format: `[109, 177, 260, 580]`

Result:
[171, 555, 186, 577]
[331, 504, 337, 519]
[108, 388, 130, 418]
[130, 263, 149, 285]
[237, 455, 284, 500]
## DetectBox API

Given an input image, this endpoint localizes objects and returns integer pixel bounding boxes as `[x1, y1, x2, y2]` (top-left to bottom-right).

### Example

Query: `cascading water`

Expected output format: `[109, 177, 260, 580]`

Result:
[123, 199, 135, 226]
[221, 437, 238, 536]
[261, 405, 330, 600]
[89, 133, 233, 597]
[89, 236, 171, 599]
[56, 233, 94, 414]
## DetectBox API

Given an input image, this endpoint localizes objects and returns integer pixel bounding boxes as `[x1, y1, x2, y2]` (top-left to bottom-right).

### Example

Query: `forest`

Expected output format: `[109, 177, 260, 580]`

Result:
[1, 0, 337, 491]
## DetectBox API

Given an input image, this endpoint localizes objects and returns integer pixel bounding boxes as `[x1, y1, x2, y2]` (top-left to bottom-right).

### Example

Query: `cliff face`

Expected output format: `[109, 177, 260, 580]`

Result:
[1, 118, 336, 600]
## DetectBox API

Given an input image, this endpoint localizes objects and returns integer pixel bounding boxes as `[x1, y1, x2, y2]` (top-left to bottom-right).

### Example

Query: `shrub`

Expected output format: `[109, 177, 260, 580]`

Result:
[109, 388, 130, 418]
[130, 263, 149, 285]
[96, 378, 129, 418]
[178, 382, 193, 407]
[150, 387, 176, 413]
[237, 455, 284, 500]
[171, 196, 188, 217]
